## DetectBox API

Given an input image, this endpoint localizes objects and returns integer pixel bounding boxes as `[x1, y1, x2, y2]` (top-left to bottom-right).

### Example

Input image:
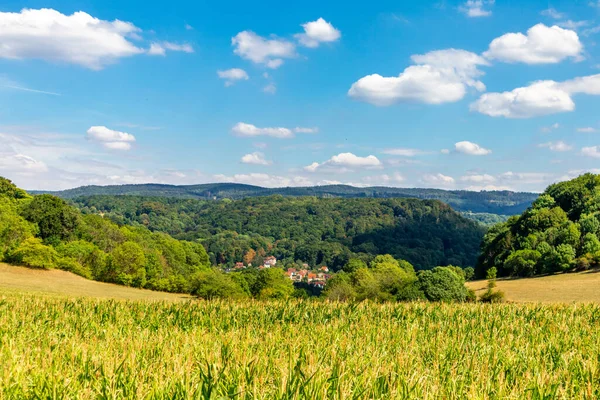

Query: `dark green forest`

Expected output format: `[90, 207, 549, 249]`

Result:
[37, 182, 538, 215]
[478, 174, 600, 278]
[73, 195, 486, 271]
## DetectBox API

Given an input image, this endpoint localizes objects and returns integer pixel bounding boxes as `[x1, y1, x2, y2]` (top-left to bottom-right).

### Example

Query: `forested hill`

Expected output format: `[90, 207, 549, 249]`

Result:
[74, 195, 486, 270]
[37, 183, 538, 215]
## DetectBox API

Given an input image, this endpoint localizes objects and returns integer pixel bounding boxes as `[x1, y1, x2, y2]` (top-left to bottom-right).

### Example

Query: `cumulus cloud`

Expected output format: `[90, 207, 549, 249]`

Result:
[217, 68, 249, 86]
[459, 0, 494, 17]
[421, 173, 455, 185]
[348, 49, 488, 106]
[86, 126, 136, 150]
[304, 152, 382, 172]
[582, 146, 600, 158]
[460, 173, 496, 183]
[232, 31, 295, 68]
[232, 123, 317, 138]
[484, 24, 583, 64]
[455, 141, 492, 155]
[295, 18, 341, 48]
[382, 148, 428, 157]
[470, 74, 600, 118]
[539, 141, 573, 152]
[241, 152, 272, 165]
[147, 41, 194, 56]
[0, 8, 191, 70]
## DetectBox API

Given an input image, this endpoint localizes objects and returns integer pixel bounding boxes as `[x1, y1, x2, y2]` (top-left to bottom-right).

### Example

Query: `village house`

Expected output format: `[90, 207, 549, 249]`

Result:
[234, 262, 245, 270]
[264, 256, 277, 267]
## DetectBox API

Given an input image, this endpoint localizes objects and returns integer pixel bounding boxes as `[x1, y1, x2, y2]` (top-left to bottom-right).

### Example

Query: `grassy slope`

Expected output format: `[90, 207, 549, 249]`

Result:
[0, 263, 191, 301]
[467, 270, 600, 303]
[4, 262, 600, 303]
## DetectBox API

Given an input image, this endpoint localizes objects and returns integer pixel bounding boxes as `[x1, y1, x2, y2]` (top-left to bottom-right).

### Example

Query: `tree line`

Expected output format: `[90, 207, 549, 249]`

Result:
[73, 195, 486, 271]
[477, 173, 600, 278]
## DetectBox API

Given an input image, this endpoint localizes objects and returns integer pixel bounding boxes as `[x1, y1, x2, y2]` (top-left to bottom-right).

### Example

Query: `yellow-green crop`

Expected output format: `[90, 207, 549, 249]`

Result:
[1, 293, 600, 399]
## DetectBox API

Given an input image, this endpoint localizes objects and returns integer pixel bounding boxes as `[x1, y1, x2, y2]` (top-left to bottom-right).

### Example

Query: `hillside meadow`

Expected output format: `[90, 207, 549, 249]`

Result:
[2, 289, 600, 399]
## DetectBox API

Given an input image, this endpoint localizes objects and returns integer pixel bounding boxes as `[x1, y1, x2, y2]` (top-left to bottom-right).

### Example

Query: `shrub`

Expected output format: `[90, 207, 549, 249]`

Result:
[417, 267, 468, 302]
[9, 238, 58, 269]
[480, 289, 505, 303]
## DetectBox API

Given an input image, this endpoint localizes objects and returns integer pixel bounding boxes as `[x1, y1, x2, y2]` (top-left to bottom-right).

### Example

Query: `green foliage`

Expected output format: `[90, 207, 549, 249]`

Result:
[21, 194, 80, 244]
[252, 268, 295, 299]
[0, 177, 214, 294]
[417, 267, 469, 302]
[74, 195, 485, 270]
[0, 177, 29, 199]
[109, 242, 147, 287]
[478, 174, 600, 278]
[191, 269, 247, 300]
[504, 250, 541, 277]
[9, 238, 58, 269]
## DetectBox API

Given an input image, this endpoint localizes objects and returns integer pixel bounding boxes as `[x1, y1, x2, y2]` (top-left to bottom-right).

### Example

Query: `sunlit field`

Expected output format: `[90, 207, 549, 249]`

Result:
[2, 292, 600, 399]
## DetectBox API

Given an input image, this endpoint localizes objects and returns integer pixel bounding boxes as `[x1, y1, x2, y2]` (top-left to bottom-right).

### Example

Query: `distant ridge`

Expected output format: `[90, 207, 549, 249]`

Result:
[34, 182, 539, 215]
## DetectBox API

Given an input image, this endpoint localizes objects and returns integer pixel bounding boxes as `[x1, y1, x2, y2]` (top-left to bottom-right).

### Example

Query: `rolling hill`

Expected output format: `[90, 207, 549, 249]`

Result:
[34, 183, 539, 215]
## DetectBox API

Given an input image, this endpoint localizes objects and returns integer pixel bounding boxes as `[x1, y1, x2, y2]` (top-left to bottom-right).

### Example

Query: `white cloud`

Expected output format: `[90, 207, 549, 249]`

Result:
[232, 31, 295, 68]
[460, 173, 496, 183]
[541, 8, 565, 19]
[0, 153, 48, 175]
[557, 20, 590, 31]
[539, 141, 573, 152]
[361, 172, 405, 186]
[217, 68, 249, 86]
[241, 152, 272, 165]
[540, 122, 560, 133]
[582, 146, 600, 158]
[305, 152, 382, 172]
[263, 83, 277, 94]
[421, 173, 455, 185]
[470, 74, 600, 118]
[232, 122, 292, 138]
[348, 49, 488, 106]
[295, 18, 341, 48]
[382, 148, 427, 157]
[232, 123, 317, 138]
[484, 24, 583, 64]
[214, 173, 312, 188]
[86, 126, 136, 150]
[459, 0, 494, 17]
[0, 8, 157, 70]
[455, 141, 491, 155]
[148, 41, 193, 56]
[578, 127, 598, 133]
[440, 149, 450, 154]
[294, 127, 319, 134]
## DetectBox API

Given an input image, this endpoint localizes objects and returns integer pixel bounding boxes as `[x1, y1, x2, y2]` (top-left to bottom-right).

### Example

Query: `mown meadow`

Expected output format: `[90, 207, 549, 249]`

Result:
[2, 293, 600, 399]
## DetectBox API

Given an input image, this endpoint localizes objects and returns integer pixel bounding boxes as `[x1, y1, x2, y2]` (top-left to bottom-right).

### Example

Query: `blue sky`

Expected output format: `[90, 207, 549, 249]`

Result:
[1, 0, 600, 191]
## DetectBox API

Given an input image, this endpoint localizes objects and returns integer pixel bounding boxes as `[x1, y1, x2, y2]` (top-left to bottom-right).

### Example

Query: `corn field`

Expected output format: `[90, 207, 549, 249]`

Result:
[2, 293, 600, 399]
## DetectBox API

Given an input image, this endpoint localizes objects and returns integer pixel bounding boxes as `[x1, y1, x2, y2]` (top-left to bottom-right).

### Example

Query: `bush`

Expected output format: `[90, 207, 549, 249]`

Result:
[9, 238, 58, 269]
[395, 281, 426, 302]
[417, 267, 468, 302]
[480, 289, 505, 303]
[56, 257, 92, 279]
